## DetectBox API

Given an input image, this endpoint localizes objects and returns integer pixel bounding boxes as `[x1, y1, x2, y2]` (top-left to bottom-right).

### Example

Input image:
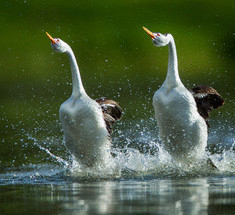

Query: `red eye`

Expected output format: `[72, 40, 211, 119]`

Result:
[157, 33, 160, 36]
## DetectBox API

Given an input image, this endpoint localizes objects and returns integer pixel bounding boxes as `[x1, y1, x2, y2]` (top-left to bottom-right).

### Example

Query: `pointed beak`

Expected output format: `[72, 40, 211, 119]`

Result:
[143, 26, 155, 39]
[46, 32, 56, 44]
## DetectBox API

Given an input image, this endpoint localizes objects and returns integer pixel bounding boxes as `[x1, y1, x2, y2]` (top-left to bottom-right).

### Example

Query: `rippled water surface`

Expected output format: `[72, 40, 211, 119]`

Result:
[0, 175, 235, 215]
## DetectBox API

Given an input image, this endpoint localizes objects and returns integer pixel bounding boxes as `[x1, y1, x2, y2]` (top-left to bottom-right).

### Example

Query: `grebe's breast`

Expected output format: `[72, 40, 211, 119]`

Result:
[153, 86, 208, 159]
[59, 95, 110, 167]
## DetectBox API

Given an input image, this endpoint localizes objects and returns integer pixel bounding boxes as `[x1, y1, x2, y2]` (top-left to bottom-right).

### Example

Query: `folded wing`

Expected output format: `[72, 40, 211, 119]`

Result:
[96, 97, 123, 134]
[189, 86, 224, 127]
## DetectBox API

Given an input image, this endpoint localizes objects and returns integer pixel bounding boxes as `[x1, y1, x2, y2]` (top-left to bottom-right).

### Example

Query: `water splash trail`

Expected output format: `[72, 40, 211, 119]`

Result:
[4, 117, 232, 181]
[27, 134, 70, 168]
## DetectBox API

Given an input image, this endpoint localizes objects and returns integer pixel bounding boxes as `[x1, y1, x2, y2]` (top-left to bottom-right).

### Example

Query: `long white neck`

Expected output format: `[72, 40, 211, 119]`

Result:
[66, 48, 87, 98]
[163, 35, 183, 88]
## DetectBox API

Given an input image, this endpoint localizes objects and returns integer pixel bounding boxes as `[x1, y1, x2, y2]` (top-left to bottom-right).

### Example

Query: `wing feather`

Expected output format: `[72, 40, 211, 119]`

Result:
[96, 97, 123, 134]
[189, 86, 224, 127]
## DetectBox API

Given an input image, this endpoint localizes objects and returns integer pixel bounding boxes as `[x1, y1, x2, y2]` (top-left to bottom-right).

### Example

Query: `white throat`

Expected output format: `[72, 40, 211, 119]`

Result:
[66, 48, 87, 98]
[162, 35, 183, 88]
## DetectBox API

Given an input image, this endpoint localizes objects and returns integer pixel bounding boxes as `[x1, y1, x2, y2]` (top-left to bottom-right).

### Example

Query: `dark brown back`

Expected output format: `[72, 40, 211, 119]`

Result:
[189, 85, 224, 127]
[96, 97, 123, 134]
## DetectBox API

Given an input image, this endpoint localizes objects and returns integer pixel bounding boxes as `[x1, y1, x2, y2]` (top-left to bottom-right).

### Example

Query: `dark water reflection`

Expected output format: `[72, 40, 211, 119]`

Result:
[0, 177, 234, 215]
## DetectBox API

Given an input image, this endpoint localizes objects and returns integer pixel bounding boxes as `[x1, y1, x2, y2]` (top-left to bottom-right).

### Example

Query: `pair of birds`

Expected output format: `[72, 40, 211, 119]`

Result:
[46, 27, 224, 168]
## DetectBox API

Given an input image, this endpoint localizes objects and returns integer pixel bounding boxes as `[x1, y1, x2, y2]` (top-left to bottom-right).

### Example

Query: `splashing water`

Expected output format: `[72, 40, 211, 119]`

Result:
[0, 91, 234, 185]
[1, 114, 234, 185]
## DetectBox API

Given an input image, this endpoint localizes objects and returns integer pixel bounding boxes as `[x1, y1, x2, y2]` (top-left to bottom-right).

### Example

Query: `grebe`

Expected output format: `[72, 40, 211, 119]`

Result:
[46, 32, 123, 167]
[143, 27, 224, 163]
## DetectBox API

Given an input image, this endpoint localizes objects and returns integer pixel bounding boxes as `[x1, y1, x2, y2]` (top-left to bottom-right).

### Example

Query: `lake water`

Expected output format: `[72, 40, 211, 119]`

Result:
[1, 176, 235, 215]
[0, 117, 234, 215]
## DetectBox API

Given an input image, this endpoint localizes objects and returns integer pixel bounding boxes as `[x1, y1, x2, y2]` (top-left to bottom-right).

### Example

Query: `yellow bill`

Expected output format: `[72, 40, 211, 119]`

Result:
[46, 32, 56, 44]
[143, 26, 155, 39]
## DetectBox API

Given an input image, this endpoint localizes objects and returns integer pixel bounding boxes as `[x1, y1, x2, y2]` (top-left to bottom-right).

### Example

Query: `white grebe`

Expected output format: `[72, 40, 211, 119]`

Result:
[46, 32, 122, 167]
[143, 27, 224, 163]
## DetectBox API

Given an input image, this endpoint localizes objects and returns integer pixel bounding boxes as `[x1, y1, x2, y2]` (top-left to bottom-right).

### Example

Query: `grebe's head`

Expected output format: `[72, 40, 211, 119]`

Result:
[46, 32, 70, 53]
[143, 26, 171, 47]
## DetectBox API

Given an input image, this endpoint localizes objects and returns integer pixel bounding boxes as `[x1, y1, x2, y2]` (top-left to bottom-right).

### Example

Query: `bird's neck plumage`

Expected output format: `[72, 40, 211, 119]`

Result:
[163, 35, 183, 88]
[66, 48, 87, 98]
